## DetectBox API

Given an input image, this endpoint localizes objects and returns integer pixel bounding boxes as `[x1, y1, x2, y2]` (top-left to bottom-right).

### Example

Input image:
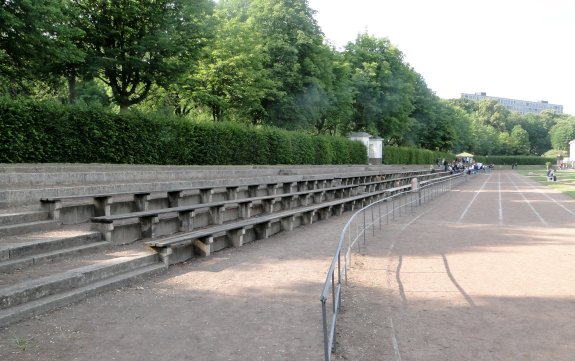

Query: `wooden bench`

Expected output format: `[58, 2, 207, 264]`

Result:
[41, 191, 153, 221]
[39, 177, 339, 220]
[40, 169, 439, 222]
[90, 184, 360, 242]
[146, 188, 395, 264]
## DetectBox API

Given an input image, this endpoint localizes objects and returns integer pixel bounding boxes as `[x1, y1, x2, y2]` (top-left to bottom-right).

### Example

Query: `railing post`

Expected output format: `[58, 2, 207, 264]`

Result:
[378, 202, 382, 230]
[322, 300, 329, 361]
[362, 210, 366, 246]
[371, 206, 375, 236]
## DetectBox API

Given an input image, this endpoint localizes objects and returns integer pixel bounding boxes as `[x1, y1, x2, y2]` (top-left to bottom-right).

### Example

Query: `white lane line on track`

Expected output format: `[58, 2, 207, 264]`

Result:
[515, 175, 575, 216]
[498, 172, 503, 224]
[457, 174, 492, 224]
[390, 316, 402, 361]
[506, 173, 548, 225]
[385, 210, 431, 361]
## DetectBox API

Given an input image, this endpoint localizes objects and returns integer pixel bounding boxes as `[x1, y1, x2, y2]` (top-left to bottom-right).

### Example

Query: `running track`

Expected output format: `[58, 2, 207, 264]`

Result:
[336, 170, 575, 361]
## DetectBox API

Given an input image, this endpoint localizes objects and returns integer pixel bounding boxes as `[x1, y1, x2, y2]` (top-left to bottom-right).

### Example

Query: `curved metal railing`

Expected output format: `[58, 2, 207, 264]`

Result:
[320, 172, 467, 361]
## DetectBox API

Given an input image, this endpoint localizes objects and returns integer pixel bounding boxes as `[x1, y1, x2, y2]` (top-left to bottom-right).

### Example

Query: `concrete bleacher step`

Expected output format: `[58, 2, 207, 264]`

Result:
[0, 210, 48, 226]
[0, 241, 111, 273]
[0, 251, 166, 327]
[0, 262, 166, 327]
[1, 229, 102, 261]
[0, 219, 60, 237]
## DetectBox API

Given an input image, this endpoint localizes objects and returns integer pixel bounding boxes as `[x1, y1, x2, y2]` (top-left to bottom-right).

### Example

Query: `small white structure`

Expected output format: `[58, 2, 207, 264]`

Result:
[567, 139, 575, 166]
[349, 132, 383, 165]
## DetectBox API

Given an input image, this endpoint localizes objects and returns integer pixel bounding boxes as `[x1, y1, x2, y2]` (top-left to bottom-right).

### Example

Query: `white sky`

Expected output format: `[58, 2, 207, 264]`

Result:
[308, 0, 575, 115]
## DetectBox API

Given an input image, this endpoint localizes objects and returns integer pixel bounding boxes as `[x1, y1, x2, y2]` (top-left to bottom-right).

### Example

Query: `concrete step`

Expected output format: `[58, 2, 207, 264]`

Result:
[0, 167, 283, 188]
[0, 230, 101, 262]
[0, 262, 166, 327]
[0, 219, 60, 237]
[0, 210, 49, 226]
[0, 241, 111, 273]
[0, 252, 160, 310]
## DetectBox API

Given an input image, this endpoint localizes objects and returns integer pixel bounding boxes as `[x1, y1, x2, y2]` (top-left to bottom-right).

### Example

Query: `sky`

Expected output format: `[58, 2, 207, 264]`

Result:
[307, 0, 575, 115]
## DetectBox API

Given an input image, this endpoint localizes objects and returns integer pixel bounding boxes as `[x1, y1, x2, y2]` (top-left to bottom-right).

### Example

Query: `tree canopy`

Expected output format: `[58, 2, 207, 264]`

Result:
[0, 0, 570, 156]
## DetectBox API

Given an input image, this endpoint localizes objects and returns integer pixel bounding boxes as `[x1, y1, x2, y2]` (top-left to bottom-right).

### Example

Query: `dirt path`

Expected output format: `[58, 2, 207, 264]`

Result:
[2, 170, 574, 361]
[0, 212, 353, 361]
[335, 170, 575, 361]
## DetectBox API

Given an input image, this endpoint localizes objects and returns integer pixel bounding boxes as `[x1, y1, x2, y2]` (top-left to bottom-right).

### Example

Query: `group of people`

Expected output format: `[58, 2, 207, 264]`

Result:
[439, 158, 493, 175]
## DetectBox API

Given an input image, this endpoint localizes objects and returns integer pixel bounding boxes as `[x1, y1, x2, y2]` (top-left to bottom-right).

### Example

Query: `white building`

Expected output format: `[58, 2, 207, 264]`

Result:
[348, 132, 383, 165]
[567, 140, 575, 165]
[461, 92, 563, 115]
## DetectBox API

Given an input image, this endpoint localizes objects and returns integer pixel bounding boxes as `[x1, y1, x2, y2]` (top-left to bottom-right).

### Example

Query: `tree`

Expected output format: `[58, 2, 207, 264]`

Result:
[449, 102, 474, 153]
[313, 50, 354, 135]
[409, 74, 455, 151]
[0, 0, 85, 98]
[74, 0, 213, 111]
[190, 2, 275, 122]
[518, 114, 551, 155]
[345, 33, 415, 142]
[508, 125, 530, 155]
[248, 0, 334, 129]
[475, 99, 510, 132]
[549, 117, 575, 151]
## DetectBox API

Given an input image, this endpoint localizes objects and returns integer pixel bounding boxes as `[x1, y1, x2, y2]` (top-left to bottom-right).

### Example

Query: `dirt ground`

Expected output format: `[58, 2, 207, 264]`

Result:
[2, 170, 575, 360]
[335, 170, 575, 361]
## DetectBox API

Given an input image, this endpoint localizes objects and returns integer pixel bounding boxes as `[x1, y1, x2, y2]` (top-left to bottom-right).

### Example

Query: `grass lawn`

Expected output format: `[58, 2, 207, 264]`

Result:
[517, 167, 575, 198]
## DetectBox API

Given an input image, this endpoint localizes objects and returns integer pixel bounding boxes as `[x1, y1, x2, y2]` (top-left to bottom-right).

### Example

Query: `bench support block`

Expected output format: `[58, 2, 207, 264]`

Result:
[193, 237, 213, 257]
[133, 193, 150, 212]
[42, 200, 62, 221]
[255, 221, 272, 239]
[302, 210, 316, 225]
[178, 210, 195, 232]
[228, 228, 246, 248]
[94, 196, 113, 217]
[280, 216, 295, 232]
[168, 191, 183, 207]
[238, 202, 253, 219]
[209, 206, 226, 225]
[92, 222, 114, 243]
[200, 188, 214, 203]
[140, 216, 159, 239]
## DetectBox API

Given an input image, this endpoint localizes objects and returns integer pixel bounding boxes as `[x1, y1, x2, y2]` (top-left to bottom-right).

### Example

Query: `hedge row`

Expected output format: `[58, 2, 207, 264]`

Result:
[0, 98, 367, 165]
[473, 155, 554, 166]
[383, 146, 453, 165]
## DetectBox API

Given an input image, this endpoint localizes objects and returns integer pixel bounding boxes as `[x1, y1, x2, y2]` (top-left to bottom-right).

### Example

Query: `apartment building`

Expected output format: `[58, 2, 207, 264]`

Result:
[461, 92, 563, 115]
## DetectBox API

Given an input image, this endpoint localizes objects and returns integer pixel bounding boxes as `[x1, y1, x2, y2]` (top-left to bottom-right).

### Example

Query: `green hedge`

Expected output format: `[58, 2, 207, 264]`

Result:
[473, 155, 554, 166]
[0, 98, 367, 165]
[383, 146, 453, 165]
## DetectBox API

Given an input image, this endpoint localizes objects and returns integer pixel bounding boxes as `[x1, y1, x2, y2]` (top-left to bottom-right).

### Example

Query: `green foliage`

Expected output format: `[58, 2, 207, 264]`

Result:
[549, 118, 575, 151]
[383, 146, 452, 165]
[473, 155, 554, 166]
[2, 0, 569, 160]
[344, 34, 415, 142]
[0, 97, 366, 165]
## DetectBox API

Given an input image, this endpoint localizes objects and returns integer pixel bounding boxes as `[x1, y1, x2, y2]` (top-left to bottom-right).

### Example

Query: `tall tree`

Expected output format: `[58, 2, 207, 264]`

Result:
[74, 0, 213, 111]
[475, 99, 511, 132]
[248, 0, 333, 129]
[190, 1, 274, 122]
[0, 0, 85, 97]
[508, 125, 530, 155]
[409, 74, 454, 151]
[345, 33, 415, 143]
[549, 117, 575, 151]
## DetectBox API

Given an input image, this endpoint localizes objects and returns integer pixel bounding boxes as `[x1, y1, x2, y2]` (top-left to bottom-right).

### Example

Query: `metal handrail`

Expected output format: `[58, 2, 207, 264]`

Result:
[320, 172, 467, 361]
